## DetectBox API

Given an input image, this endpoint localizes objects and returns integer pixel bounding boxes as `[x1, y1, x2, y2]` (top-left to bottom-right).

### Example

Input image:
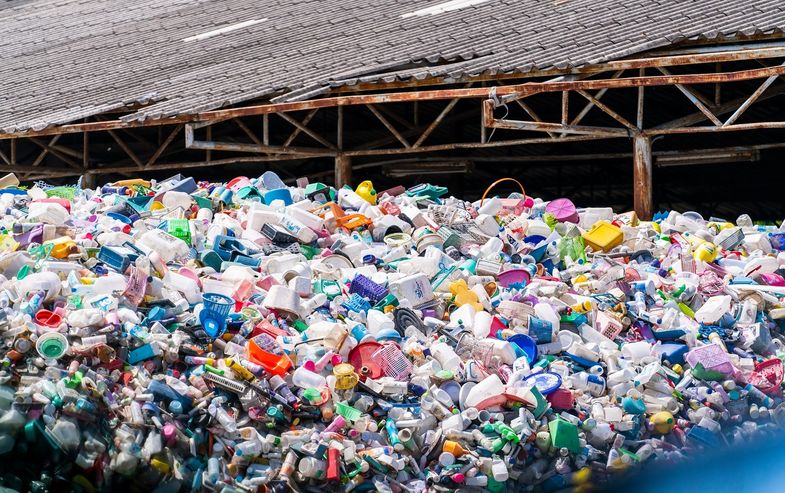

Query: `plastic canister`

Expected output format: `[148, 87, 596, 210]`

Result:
[138, 229, 190, 262]
[388, 273, 434, 307]
[17, 271, 61, 301]
[162, 191, 193, 211]
[163, 271, 201, 304]
[27, 202, 69, 225]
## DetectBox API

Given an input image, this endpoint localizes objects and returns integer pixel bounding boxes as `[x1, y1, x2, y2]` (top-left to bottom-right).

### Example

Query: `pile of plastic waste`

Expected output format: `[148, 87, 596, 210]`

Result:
[2, 170, 785, 493]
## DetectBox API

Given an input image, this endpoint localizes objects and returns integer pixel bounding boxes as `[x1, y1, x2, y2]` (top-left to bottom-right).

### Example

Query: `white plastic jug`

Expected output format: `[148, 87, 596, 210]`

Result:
[162, 191, 193, 211]
[138, 229, 189, 262]
[163, 271, 201, 304]
[27, 202, 69, 225]
[17, 271, 62, 301]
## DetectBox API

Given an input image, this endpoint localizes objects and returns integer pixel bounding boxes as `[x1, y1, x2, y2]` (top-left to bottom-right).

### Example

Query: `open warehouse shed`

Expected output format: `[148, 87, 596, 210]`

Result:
[2, 0, 785, 219]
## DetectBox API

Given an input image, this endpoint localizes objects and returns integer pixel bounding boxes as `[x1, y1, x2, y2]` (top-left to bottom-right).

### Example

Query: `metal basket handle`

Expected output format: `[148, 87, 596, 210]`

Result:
[480, 177, 527, 207]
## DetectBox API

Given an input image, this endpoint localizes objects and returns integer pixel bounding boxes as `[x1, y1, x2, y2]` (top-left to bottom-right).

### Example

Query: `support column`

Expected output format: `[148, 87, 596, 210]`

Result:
[335, 154, 352, 189]
[81, 131, 95, 189]
[633, 134, 653, 220]
[81, 172, 96, 190]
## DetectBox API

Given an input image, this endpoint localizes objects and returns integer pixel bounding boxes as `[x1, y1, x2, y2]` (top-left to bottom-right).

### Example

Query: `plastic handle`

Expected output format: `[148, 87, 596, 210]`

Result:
[326, 447, 341, 480]
[480, 178, 526, 207]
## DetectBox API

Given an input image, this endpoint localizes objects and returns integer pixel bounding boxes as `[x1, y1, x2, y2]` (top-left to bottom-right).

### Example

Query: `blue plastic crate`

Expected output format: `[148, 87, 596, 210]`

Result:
[97, 245, 139, 272]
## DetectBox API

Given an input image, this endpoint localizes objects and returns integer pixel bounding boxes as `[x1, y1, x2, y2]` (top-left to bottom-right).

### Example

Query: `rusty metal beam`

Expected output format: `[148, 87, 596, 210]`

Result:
[276, 112, 337, 150]
[283, 109, 319, 147]
[480, 100, 488, 144]
[653, 83, 785, 129]
[637, 69, 645, 129]
[5, 63, 785, 140]
[723, 61, 785, 126]
[107, 129, 143, 167]
[488, 118, 630, 137]
[646, 121, 785, 135]
[184, 124, 334, 157]
[575, 89, 636, 130]
[343, 134, 611, 157]
[337, 106, 344, 150]
[367, 104, 411, 148]
[633, 135, 653, 219]
[715, 62, 722, 106]
[570, 71, 625, 127]
[195, 64, 785, 114]
[657, 67, 721, 125]
[146, 124, 183, 167]
[483, 99, 629, 137]
[376, 105, 416, 131]
[561, 92, 569, 125]
[414, 97, 461, 147]
[234, 118, 265, 149]
[29, 137, 83, 159]
[515, 100, 555, 138]
[31, 135, 61, 167]
[29, 138, 82, 169]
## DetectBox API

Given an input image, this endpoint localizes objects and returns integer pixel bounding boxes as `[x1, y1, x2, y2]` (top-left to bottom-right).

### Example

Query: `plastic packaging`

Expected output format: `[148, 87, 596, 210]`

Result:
[2, 172, 785, 493]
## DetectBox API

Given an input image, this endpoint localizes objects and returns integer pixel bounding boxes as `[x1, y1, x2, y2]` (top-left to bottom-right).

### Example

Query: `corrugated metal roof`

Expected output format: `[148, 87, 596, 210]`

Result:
[1, 0, 784, 133]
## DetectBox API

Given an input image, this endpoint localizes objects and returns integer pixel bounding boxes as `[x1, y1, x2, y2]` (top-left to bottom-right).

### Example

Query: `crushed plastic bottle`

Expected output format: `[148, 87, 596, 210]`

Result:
[4, 172, 785, 491]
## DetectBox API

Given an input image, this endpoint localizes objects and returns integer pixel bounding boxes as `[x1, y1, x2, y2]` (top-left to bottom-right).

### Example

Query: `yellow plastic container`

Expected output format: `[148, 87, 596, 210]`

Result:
[0, 234, 19, 252]
[44, 237, 78, 259]
[582, 221, 623, 252]
[112, 179, 152, 188]
[355, 180, 377, 205]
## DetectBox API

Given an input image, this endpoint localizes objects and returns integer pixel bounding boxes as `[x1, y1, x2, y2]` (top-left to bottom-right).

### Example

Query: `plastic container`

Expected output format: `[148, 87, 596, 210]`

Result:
[200, 292, 234, 337]
[36, 331, 69, 360]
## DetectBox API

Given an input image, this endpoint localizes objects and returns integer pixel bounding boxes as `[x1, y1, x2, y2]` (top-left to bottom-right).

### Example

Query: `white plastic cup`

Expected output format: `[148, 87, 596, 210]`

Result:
[472, 311, 493, 338]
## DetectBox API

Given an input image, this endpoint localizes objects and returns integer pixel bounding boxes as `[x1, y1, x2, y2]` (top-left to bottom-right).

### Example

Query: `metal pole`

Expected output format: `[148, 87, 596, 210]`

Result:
[335, 154, 352, 188]
[633, 134, 653, 219]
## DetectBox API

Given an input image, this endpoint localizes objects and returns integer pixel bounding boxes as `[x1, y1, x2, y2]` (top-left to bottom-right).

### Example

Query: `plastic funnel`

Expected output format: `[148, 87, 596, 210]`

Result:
[36, 332, 69, 360]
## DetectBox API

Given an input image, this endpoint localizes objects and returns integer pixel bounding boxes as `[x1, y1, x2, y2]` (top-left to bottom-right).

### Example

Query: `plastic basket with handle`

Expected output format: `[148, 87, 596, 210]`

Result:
[45, 186, 78, 200]
[200, 292, 234, 337]
[480, 177, 527, 208]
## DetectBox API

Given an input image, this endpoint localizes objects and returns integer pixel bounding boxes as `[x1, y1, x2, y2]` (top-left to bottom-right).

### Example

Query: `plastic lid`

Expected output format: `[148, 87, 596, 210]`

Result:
[523, 372, 562, 395]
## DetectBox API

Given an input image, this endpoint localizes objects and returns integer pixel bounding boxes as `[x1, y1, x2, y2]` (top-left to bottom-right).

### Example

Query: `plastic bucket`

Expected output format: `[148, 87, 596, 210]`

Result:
[264, 188, 293, 206]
